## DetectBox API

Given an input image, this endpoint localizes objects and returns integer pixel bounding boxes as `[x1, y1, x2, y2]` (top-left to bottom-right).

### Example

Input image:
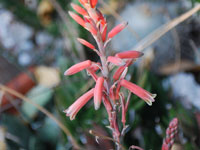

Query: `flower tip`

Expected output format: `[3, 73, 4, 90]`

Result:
[68, 11, 73, 15]
[70, 3, 74, 7]
[94, 104, 100, 110]
[63, 109, 68, 113]
[151, 93, 157, 99]
[146, 101, 152, 106]
[64, 70, 68, 76]
[123, 21, 128, 26]
[140, 52, 144, 57]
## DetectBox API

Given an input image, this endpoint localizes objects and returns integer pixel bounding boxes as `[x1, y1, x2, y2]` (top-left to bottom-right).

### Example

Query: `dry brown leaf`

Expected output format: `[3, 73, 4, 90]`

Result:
[34, 66, 60, 88]
[37, 0, 54, 25]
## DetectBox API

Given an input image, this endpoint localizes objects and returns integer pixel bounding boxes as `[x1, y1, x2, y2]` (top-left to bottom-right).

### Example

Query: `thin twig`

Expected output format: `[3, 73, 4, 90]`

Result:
[133, 4, 200, 51]
[0, 84, 81, 150]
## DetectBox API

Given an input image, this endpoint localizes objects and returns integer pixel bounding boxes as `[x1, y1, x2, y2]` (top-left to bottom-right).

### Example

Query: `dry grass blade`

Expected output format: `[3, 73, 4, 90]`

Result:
[99, 0, 140, 41]
[0, 90, 4, 106]
[0, 84, 81, 150]
[133, 4, 200, 51]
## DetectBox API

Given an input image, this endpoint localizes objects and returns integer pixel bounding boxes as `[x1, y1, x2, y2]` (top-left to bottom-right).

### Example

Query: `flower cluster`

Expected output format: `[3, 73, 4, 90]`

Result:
[162, 118, 179, 150]
[64, 0, 156, 144]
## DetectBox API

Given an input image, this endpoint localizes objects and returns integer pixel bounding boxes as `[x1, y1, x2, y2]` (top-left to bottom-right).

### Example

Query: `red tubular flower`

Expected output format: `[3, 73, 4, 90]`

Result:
[71, 3, 88, 16]
[115, 50, 144, 59]
[102, 94, 112, 120]
[113, 66, 126, 81]
[64, 60, 92, 75]
[85, 23, 98, 35]
[113, 60, 133, 81]
[109, 84, 116, 101]
[119, 93, 126, 127]
[64, 88, 94, 120]
[120, 79, 156, 106]
[90, 0, 98, 8]
[107, 56, 125, 66]
[79, 0, 88, 6]
[77, 38, 95, 49]
[69, 11, 86, 28]
[115, 82, 121, 100]
[162, 118, 179, 150]
[88, 62, 101, 72]
[94, 77, 104, 110]
[87, 8, 99, 22]
[108, 22, 128, 39]
[101, 24, 107, 42]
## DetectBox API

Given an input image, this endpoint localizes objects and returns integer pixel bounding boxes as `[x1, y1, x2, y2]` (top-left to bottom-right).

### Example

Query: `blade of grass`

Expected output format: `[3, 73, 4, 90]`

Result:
[0, 84, 81, 150]
[133, 4, 200, 51]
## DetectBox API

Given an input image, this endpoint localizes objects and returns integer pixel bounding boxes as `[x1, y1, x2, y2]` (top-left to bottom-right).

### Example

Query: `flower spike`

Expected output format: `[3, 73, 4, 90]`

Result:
[64, 60, 92, 75]
[108, 22, 128, 39]
[120, 79, 156, 106]
[162, 118, 179, 150]
[64, 88, 94, 120]
[94, 77, 104, 110]
[115, 50, 144, 59]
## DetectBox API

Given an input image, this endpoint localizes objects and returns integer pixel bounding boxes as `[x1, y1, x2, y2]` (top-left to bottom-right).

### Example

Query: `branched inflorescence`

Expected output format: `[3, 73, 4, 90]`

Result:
[64, 0, 156, 147]
[162, 118, 179, 150]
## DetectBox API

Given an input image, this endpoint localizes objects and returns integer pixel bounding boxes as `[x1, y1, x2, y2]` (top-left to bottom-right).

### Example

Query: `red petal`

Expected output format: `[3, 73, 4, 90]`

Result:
[85, 23, 98, 35]
[77, 38, 95, 49]
[120, 79, 156, 106]
[115, 50, 144, 59]
[71, 3, 88, 16]
[79, 0, 88, 5]
[113, 60, 133, 81]
[109, 84, 116, 101]
[107, 56, 125, 66]
[68, 11, 85, 27]
[90, 0, 98, 8]
[64, 60, 92, 75]
[108, 22, 128, 39]
[101, 24, 107, 42]
[94, 77, 104, 110]
[64, 88, 94, 120]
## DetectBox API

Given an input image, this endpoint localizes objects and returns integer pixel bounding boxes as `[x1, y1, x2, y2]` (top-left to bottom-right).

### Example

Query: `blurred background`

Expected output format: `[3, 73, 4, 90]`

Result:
[0, 0, 200, 149]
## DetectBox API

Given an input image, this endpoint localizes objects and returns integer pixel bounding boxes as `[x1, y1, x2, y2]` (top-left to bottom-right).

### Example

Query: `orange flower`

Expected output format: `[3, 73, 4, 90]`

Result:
[120, 79, 156, 106]
[64, 60, 92, 75]
[64, 88, 94, 120]
[94, 77, 104, 110]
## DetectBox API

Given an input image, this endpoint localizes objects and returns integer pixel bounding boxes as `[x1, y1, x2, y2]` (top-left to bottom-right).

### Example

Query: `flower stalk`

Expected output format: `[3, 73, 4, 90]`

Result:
[64, 0, 157, 149]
